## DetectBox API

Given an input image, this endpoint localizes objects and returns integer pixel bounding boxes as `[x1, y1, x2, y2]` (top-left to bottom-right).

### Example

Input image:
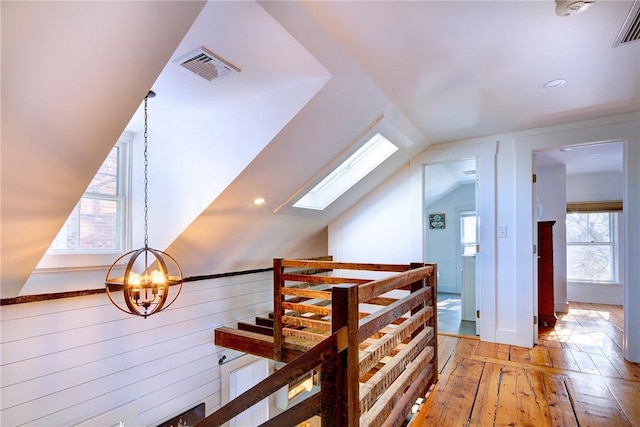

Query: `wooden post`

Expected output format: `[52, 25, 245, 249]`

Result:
[322, 283, 359, 427]
[273, 258, 284, 361]
[426, 263, 438, 387]
[410, 262, 426, 338]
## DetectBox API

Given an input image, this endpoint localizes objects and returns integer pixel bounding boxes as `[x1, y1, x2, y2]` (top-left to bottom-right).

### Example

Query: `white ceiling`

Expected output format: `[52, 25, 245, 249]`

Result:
[536, 140, 624, 174]
[127, 0, 640, 143]
[3, 0, 639, 297]
[274, 0, 640, 143]
[127, 0, 635, 182]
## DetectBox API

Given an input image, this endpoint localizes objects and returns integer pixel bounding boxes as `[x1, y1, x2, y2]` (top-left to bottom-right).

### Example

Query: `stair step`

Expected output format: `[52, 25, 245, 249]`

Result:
[214, 326, 305, 362]
[237, 322, 274, 336]
[255, 316, 274, 327]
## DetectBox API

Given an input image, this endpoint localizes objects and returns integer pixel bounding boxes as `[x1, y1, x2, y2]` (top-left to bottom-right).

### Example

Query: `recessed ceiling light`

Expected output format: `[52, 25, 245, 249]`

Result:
[544, 79, 566, 89]
[560, 147, 573, 152]
[253, 197, 265, 206]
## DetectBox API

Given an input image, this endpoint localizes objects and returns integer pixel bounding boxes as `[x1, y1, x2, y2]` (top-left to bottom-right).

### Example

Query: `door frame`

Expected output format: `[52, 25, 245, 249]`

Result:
[514, 119, 638, 354]
[410, 140, 497, 343]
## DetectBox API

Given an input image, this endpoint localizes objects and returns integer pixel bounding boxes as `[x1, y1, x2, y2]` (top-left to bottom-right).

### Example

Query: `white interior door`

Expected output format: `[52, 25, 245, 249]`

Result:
[221, 355, 270, 427]
[532, 155, 540, 344]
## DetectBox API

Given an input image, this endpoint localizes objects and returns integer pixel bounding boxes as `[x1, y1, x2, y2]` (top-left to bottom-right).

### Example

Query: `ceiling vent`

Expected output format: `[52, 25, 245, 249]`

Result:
[614, 0, 640, 46]
[173, 47, 240, 81]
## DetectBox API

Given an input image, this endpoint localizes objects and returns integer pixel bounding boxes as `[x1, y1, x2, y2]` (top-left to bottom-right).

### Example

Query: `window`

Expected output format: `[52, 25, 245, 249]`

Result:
[293, 133, 398, 211]
[566, 211, 618, 282]
[48, 137, 129, 254]
[460, 211, 477, 255]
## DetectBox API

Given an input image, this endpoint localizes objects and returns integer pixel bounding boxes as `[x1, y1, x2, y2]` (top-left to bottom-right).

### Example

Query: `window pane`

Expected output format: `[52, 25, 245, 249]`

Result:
[587, 212, 611, 242]
[566, 213, 587, 242]
[48, 141, 125, 254]
[293, 133, 398, 210]
[461, 213, 476, 255]
[79, 198, 120, 250]
[567, 245, 612, 281]
[49, 205, 80, 250]
[86, 146, 119, 195]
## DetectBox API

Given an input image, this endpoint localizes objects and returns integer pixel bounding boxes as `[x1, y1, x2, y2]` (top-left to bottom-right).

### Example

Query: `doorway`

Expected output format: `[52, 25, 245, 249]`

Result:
[534, 141, 624, 343]
[424, 159, 478, 336]
[220, 355, 270, 426]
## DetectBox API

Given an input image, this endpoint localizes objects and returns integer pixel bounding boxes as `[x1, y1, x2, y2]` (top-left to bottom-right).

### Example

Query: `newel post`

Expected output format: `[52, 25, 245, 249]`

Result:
[321, 283, 360, 427]
[410, 262, 426, 337]
[273, 258, 284, 361]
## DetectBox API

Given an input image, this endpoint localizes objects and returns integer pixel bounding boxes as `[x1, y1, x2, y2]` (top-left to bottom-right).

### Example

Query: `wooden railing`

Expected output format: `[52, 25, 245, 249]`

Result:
[205, 259, 438, 426]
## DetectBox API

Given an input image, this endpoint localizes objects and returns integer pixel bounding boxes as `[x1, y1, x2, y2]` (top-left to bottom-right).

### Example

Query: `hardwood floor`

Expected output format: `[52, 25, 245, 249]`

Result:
[410, 303, 640, 426]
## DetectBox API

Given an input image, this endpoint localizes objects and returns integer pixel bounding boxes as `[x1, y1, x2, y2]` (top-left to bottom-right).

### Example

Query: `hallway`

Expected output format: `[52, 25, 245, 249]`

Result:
[437, 292, 476, 336]
[410, 303, 640, 426]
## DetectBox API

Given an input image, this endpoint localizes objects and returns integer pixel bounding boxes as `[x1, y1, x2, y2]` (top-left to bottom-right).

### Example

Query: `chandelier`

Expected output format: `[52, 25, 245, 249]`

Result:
[105, 91, 183, 318]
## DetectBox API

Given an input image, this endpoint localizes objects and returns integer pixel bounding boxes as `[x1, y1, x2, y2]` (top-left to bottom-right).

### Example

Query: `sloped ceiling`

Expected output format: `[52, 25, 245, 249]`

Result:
[1, 1, 207, 297]
[2, 0, 639, 298]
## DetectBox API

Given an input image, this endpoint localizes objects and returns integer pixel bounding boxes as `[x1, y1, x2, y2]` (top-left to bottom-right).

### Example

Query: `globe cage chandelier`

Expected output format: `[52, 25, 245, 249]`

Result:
[105, 91, 183, 318]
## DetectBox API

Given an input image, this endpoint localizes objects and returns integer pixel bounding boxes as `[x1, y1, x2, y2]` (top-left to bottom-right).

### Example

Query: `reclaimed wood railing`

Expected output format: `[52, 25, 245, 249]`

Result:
[206, 259, 438, 426]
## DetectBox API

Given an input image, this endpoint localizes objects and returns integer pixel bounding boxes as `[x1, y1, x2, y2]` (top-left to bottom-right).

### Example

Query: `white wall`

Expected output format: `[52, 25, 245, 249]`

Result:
[536, 165, 569, 313]
[0, 271, 273, 426]
[328, 165, 414, 264]
[567, 171, 624, 203]
[425, 184, 475, 293]
[328, 113, 640, 357]
[331, 139, 498, 342]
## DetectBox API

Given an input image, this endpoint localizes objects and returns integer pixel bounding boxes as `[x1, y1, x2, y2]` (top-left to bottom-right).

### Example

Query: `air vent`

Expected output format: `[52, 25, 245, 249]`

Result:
[173, 46, 240, 81]
[614, 0, 640, 46]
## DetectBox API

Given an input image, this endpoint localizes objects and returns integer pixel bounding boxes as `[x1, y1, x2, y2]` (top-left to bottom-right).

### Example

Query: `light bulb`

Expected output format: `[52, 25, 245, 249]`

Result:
[128, 272, 141, 286]
[151, 270, 165, 284]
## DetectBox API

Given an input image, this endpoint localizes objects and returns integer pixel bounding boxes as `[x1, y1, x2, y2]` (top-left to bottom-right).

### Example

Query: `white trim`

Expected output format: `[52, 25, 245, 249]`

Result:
[36, 133, 133, 270]
[515, 119, 639, 351]
[410, 140, 497, 342]
[624, 123, 640, 362]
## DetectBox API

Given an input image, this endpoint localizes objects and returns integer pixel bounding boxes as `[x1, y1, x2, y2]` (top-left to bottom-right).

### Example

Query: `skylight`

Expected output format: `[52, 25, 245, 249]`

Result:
[293, 133, 398, 210]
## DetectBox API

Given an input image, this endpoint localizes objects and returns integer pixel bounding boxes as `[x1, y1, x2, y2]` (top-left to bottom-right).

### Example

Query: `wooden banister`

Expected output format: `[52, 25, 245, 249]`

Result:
[212, 258, 438, 426]
[281, 259, 411, 272]
[198, 327, 348, 427]
[357, 265, 433, 303]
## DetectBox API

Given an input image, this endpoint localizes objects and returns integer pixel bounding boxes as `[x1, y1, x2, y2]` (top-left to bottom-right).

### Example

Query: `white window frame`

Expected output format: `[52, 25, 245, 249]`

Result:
[37, 133, 132, 270]
[275, 115, 413, 216]
[460, 210, 477, 256]
[566, 210, 620, 284]
[293, 132, 398, 211]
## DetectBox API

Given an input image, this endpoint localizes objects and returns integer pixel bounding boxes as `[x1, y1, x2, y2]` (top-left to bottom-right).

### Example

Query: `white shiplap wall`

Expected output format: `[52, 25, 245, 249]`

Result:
[0, 270, 273, 426]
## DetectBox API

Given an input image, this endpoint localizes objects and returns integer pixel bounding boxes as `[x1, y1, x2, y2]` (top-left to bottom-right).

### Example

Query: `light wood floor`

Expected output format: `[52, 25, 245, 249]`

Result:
[410, 302, 640, 426]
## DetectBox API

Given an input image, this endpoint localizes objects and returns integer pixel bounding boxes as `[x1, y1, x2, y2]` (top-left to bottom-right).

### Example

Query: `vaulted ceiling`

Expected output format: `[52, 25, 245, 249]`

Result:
[2, 1, 639, 298]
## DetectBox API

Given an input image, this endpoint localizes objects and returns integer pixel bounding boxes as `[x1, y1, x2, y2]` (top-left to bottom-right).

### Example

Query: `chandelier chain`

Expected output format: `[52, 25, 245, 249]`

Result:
[143, 94, 149, 248]
[105, 90, 183, 318]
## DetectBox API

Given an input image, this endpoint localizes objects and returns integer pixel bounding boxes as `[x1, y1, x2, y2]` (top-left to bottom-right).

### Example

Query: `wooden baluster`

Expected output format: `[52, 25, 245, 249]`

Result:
[273, 258, 284, 361]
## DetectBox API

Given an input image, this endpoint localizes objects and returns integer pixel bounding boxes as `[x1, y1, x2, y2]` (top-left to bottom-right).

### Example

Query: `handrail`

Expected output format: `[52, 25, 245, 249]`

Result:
[196, 327, 348, 426]
[280, 259, 412, 272]
[358, 265, 433, 302]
